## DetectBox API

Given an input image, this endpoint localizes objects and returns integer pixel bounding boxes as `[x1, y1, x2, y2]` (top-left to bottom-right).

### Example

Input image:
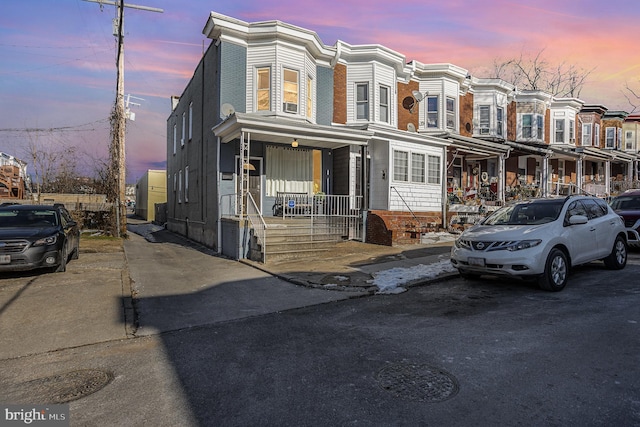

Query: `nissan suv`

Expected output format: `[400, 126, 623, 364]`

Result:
[450, 195, 627, 291]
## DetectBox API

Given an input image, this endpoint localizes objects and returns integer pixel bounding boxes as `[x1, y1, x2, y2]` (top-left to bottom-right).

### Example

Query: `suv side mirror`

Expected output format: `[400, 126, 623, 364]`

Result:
[569, 214, 588, 225]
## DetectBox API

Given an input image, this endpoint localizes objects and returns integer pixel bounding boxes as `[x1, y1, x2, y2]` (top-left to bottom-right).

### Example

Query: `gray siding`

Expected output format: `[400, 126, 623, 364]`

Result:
[220, 41, 247, 114]
[316, 65, 333, 125]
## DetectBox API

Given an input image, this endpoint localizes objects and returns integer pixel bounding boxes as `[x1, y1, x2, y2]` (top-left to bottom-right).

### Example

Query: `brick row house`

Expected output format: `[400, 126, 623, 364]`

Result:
[166, 12, 639, 260]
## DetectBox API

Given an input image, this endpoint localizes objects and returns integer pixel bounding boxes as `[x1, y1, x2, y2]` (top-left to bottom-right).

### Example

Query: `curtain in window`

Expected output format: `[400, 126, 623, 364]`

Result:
[266, 145, 313, 195]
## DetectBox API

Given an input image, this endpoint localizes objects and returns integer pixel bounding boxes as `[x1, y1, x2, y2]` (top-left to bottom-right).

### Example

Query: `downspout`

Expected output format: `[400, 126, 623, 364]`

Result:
[441, 145, 447, 230]
[216, 135, 222, 254]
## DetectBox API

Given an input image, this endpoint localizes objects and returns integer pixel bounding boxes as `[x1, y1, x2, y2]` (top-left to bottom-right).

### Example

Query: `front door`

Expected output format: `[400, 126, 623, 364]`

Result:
[238, 157, 262, 213]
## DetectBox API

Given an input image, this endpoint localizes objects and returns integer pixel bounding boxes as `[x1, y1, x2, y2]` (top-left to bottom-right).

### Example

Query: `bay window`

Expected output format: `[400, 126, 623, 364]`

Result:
[257, 67, 271, 111]
[283, 68, 299, 113]
[356, 83, 369, 120]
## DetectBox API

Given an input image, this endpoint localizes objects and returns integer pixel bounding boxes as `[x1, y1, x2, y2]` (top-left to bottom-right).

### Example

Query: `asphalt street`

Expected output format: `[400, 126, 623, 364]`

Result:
[0, 226, 639, 426]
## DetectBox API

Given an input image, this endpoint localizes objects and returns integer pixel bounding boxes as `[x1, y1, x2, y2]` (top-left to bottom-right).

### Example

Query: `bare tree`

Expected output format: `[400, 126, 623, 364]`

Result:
[622, 81, 639, 113]
[492, 48, 594, 98]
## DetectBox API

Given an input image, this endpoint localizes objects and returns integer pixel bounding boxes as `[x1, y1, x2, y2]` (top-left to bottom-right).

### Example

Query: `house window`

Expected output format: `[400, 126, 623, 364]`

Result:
[283, 68, 299, 114]
[188, 102, 193, 141]
[594, 123, 600, 147]
[555, 119, 565, 143]
[356, 83, 369, 120]
[411, 153, 425, 183]
[479, 105, 490, 135]
[379, 85, 389, 123]
[178, 170, 182, 204]
[306, 75, 313, 119]
[626, 130, 635, 150]
[257, 67, 270, 111]
[582, 123, 592, 146]
[618, 128, 622, 150]
[497, 107, 504, 137]
[605, 127, 616, 149]
[184, 166, 189, 203]
[427, 96, 438, 128]
[181, 112, 185, 146]
[523, 114, 533, 138]
[446, 97, 456, 130]
[569, 119, 575, 143]
[428, 155, 441, 184]
[173, 124, 177, 155]
[537, 115, 544, 140]
[393, 150, 408, 181]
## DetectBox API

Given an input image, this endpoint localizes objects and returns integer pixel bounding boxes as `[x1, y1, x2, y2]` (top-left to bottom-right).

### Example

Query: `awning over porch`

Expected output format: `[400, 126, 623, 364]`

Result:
[212, 112, 374, 149]
[446, 134, 512, 158]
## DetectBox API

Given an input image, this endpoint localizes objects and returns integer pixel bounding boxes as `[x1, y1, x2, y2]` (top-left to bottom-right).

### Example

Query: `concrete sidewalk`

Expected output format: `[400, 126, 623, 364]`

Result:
[127, 218, 457, 297]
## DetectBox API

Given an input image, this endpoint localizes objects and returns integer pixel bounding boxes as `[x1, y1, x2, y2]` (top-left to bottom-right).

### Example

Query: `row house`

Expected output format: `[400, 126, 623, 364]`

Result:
[166, 11, 639, 258]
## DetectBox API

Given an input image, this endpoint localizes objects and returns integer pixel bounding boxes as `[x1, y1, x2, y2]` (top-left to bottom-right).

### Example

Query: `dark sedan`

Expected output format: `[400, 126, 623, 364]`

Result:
[0, 204, 80, 273]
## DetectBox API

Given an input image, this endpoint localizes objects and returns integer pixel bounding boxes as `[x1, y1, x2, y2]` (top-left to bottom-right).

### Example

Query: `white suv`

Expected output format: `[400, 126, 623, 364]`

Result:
[450, 195, 628, 291]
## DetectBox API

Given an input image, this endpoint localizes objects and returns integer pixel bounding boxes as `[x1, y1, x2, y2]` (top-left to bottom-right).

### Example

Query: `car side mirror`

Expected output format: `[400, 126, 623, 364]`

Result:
[66, 221, 78, 228]
[568, 214, 588, 225]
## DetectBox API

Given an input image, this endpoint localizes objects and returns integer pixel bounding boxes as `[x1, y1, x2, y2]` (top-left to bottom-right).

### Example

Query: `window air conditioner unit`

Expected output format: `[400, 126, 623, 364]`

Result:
[283, 102, 298, 113]
[480, 127, 490, 135]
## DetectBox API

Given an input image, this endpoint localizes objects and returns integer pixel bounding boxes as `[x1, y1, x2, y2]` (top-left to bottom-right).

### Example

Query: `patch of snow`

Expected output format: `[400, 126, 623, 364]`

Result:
[373, 260, 457, 294]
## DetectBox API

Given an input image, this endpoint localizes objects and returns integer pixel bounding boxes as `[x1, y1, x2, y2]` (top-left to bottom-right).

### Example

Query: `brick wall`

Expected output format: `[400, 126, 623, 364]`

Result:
[367, 210, 443, 246]
[507, 101, 517, 141]
[333, 63, 347, 124]
[397, 80, 419, 132]
[459, 93, 474, 137]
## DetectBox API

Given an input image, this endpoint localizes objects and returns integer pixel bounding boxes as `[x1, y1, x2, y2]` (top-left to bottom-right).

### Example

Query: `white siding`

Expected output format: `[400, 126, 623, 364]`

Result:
[247, 44, 277, 112]
[416, 79, 460, 131]
[373, 63, 396, 127]
[346, 64, 373, 123]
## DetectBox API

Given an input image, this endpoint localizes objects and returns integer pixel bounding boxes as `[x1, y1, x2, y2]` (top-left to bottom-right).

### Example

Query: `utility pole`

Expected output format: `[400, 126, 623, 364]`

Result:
[84, 0, 162, 237]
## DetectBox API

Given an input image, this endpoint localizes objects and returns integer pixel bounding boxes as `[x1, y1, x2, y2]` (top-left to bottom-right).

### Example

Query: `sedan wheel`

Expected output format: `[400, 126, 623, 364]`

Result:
[538, 248, 568, 292]
[604, 236, 627, 270]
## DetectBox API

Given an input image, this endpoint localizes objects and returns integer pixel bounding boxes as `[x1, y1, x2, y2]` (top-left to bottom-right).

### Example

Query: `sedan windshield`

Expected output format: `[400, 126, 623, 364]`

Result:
[0, 210, 59, 227]
[482, 201, 564, 226]
[610, 196, 640, 210]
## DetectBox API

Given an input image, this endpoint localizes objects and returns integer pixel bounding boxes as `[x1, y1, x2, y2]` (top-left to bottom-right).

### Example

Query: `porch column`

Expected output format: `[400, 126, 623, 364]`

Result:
[576, 155, 584, 191]
[605, 160, 611, 196]
[497, 153, 505, 203]
[541, 154, 550, 197]
[628, 160, 634, 182]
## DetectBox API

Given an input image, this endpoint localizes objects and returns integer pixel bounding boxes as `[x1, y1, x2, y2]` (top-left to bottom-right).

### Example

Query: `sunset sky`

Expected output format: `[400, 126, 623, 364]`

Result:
[1, 0, 639, 183]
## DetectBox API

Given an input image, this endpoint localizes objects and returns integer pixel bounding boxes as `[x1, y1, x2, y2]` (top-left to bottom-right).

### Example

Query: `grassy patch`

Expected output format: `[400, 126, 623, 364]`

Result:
[80, 232, 124, 253]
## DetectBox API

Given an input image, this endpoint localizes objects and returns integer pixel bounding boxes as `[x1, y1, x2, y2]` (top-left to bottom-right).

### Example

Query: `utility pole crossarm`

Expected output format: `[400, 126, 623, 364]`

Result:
[82, 0, 163, 13]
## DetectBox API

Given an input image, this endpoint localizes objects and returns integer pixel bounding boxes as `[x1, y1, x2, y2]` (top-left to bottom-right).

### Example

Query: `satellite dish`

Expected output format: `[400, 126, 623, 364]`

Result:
[412, 90, 425, 102]
[221, 103, 236, 118]
[407, 123, 416, 132]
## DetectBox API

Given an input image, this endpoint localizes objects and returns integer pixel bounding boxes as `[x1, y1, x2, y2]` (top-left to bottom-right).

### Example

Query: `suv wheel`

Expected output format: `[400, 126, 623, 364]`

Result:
[538, 248, 568, 292]
[604, 235, 627, 270]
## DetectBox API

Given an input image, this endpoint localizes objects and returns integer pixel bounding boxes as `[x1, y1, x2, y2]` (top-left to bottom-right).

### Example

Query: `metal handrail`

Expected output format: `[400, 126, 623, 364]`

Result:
[245, 192, 267, 262]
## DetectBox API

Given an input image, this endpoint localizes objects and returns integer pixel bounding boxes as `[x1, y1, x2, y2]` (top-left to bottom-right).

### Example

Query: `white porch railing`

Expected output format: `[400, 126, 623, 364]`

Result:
[245, 192, 267, 262]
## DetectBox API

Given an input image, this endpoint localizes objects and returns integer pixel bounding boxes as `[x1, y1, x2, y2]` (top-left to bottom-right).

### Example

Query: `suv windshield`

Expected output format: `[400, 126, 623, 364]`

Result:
[482, 200, 564, 226]
[0, 209, 59, 227]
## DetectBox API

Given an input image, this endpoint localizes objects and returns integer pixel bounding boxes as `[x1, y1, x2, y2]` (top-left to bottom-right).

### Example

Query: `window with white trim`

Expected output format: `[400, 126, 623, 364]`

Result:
[379, 85, 389, 123]
[497, 107, 504, 137]
[446, 97, 456, 130]
[306, 75, 313, 119]
[393, 150, 408, 181]
[523, 114, 533, 138]
[555, 119, 565, 143]
[181, 112, 185, 147]
[626, 130, 635, 150]
[428, 155, 441, 184]
[618, 128, 622, 150]
[605, 127, 616, 149]
[178, 170, 182, 204]
[582, 123, 592, 146]
[356, 83, 369, 120]
[173, 124, 177, 154]
[595, 123, 600, 147]
[427, 96, 438, 128]
[184, 166, 189, 203]
[479, 105, 490, 135]
[188, 102, 193, 141]
[283, 68, 299, 114]
[537, 115, 544, 140]
[257, 67, 270, 111]
[569, 119, 575, 143]
[411, 153, 425, 183]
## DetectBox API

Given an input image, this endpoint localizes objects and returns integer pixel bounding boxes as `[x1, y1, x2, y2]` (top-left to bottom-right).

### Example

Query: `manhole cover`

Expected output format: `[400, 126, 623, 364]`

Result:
[16, 369, 113, 404]
[376, 363, 459, 402]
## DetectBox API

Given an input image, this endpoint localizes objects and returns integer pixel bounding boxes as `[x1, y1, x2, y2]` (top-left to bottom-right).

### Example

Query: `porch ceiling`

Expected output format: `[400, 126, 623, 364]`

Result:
[212, 113, 373, 149]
